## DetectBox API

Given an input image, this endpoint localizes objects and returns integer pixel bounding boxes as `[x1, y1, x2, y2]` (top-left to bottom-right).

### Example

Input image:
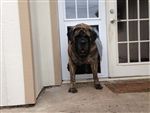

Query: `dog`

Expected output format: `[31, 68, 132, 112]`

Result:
[67, 23, 103, 93]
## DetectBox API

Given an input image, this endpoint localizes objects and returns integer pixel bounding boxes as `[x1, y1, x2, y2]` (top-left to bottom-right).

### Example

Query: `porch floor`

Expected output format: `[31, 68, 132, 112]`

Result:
[1, 82, 150, 113]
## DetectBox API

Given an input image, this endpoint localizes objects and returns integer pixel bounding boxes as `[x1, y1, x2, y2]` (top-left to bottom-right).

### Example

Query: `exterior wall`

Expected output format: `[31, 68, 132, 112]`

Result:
[49, 0, 62, 85]
[1, 0, 25, 106]
[0, 0, 62, 106]
[29, 1, 43, 97]
[18, 0, 35, 104]
[29, 0, 62, 97]
[1, 0, 35, 106]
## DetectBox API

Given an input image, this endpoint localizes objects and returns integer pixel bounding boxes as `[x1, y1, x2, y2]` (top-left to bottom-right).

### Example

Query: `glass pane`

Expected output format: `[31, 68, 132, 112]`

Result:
[117, 0, 126, 19]
[140, 0, 149, 18]
[129, 0, 137, 19]
[141, 42, 149, 62]
[65, 0, 76, 19]
[129, 43, 139, 62]
[129, 21, 138, 41]
[140, 20, 149, 40]
[118, 43, 128, 63]
[77, 0, 87, 18]
[118, 22, 127, 42]
[89, 0, 99, 18]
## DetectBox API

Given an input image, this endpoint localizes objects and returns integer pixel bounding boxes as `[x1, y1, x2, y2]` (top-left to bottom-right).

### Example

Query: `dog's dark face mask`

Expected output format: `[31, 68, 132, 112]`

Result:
[75, 30, 91, 58]
[67, 24, 98, 58]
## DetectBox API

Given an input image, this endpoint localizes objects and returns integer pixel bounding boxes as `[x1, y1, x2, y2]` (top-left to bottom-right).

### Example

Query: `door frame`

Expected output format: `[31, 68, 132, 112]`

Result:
[58, 0, 109, 81]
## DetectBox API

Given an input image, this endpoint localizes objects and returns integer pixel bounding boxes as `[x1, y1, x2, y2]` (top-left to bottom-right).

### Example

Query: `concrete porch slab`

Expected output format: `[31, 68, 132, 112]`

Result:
[1, 82, 150, 113]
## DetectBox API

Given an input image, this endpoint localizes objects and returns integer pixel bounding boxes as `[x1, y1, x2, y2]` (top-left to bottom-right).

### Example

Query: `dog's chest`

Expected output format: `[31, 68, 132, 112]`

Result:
[71, 49, 98, 65]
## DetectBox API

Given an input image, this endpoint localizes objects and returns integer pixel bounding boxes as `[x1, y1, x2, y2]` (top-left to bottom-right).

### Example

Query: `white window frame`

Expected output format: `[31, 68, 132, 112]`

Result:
[116, 0, 150, 65]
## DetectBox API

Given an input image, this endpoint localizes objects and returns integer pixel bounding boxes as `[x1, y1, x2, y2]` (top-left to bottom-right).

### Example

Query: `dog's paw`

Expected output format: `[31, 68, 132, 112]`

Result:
[68, 87, 78, 93]
[95, 84, 103, 90]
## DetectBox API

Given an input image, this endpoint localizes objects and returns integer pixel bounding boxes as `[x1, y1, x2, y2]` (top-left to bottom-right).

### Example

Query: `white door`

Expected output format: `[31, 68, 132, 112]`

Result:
[107, 0, 150, 77]
[58, 0, 108, 80]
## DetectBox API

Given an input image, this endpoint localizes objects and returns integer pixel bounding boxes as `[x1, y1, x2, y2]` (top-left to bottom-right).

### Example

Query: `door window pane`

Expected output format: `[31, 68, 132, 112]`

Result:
[129, 43, 139, 62]
[118, 22, 127, 42]
[117, 0, 150, 64]
[77, 0, 87, 18]
[129, 0, 137, 19]
[117, 0, 126, 19]
[140, 0, 149, 18]
[140, 20, 149, 40]
[118, 43, 128, 63]
[129, 21, 138, 41]
[89, 0, 99, 18]
[65, 0, 76, 19]
[140, 42, 149, 62]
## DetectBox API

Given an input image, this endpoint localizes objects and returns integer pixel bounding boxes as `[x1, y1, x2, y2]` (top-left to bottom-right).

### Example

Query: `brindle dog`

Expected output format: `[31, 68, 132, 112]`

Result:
[67, 23, 103, 93]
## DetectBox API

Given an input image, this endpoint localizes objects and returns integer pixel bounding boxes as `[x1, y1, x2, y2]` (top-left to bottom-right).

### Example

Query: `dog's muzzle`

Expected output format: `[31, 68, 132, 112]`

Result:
[75, 37, 90, 58]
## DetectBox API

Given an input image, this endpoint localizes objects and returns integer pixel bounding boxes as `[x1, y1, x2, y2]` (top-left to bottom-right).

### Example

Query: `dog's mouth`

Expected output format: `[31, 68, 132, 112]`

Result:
[80, 48, 88, 55]
[74, 31, 91, 58]
[75, 42, 90, 58]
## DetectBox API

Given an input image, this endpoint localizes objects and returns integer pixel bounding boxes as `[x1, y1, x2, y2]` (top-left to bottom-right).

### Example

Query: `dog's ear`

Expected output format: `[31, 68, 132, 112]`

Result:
[67, 26, 73, 42]
[90, 28, 98, 42]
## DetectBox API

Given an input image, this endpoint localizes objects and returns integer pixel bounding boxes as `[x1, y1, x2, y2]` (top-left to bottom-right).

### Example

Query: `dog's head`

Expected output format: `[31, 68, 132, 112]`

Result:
[67, 23, 98, 58]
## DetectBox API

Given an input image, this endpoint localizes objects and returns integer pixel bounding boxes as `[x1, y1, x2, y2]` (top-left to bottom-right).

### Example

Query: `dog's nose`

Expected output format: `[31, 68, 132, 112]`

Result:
[81, 39, 86, 44]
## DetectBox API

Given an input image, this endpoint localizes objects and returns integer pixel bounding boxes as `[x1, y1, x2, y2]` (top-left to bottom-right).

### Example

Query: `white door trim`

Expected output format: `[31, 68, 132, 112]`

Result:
[58, 0, 109, 80]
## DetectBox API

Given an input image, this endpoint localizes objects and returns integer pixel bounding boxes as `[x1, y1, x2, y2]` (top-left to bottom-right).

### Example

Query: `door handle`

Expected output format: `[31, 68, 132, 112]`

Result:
[110, 9, 115, 14]
[110, 19, 117, 24]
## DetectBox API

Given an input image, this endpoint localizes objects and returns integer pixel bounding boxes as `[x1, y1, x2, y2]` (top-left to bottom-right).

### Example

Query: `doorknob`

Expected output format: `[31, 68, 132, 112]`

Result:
[110, 19, 117, 24]
[110, 9, 115, 14]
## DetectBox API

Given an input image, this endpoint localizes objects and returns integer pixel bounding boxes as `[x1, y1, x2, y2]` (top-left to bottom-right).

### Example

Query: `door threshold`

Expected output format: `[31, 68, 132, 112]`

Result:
[62, 75, 150, 84]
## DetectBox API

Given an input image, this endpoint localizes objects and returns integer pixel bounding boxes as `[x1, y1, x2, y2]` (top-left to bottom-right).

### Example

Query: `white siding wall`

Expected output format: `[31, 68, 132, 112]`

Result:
[0, 0, 25, 106]
[29, 0, 55, 97]
[0, 0, 56, 106]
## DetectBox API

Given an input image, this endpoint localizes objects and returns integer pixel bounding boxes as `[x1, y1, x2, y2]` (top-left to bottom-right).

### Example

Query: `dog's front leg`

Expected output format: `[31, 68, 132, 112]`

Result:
[91, 63, 103, 89]
[68, 61, 78, 93]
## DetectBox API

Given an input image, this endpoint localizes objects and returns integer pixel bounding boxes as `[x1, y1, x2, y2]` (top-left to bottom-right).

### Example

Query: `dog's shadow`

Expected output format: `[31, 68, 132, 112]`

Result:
[75, 82, 95, 89]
